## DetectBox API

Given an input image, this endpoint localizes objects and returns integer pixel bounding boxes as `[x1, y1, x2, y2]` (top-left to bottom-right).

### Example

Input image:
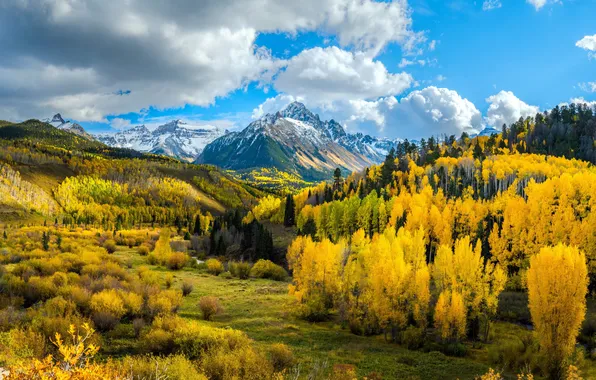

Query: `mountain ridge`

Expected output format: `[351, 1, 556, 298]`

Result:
[197, 102, 402, 180]
[96, 120, 228, 162]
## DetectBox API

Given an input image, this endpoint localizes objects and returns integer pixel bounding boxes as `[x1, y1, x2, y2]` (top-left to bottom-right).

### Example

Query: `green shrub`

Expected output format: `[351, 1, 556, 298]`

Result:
[205, 259, 224, 276]
[250, 260, 287, 281]
[229, 261, 251, 279]
[401, 326, 425, 350]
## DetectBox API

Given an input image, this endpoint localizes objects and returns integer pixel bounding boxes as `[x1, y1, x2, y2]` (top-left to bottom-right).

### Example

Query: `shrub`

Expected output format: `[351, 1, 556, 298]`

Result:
[165, 273, 174, 289]
[401, 326, 425, 350]
[103, 239, 117, 254]
[137, 245, 150, 256]
[199, 296, 222, 321]
[89, 289, 125, 330]
[122, 354, 206, 380]
[166, 252, 188, 270]
[181, 280, 194, 297]
[220, 271, 232, 279]
[147, 289, 183, 317]
[206, 259, 224, 276]
[250, 260, 287, 281]
[5, 323, 125, 379]
[269, 343, 294, 371]
[200, 346, 273, 380]
[229, 261, 251, 279]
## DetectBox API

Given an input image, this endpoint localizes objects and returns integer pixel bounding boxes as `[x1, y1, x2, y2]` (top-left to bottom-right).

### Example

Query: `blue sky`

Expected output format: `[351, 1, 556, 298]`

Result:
[1, 0, 595, 139]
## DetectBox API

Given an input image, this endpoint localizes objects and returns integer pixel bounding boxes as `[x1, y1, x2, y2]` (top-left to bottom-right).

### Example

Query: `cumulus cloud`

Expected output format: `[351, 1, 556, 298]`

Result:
[577, 35, 596, 59]
[568, 97, 596, 109]
[257, 87, 481, 139]
[482, 0, 502, 11]
[576, 35, 596, 51]
[275, 46, 413, 105]
[485, 91, 539, 127]
[0, 0, 420, 122]
[110, 118, 132, 130]
[251, 94, 304, 119]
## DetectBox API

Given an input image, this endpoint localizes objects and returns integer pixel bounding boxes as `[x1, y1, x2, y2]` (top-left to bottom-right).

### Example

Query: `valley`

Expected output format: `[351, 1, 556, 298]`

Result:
[1, 102, 596, 379]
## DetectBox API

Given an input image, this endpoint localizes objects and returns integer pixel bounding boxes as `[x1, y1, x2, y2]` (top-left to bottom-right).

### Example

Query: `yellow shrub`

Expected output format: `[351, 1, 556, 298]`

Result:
[167, 251, 189, 270]
[206, 258, 224, 276]
[121, 354, 207, 380]
[90, 289, 126, 319]
[147, 289, 183, 317]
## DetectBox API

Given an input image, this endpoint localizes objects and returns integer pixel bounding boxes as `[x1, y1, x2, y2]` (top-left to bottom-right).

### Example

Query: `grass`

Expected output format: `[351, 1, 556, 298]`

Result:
[111, 247, 505, 380]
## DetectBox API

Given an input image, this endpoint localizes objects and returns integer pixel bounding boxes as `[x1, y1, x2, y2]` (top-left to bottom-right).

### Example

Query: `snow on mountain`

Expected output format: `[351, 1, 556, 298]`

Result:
[42, 113, 95, 140]
[475, 126, 501, 137]
[198, 102, 402, 179]
[96, 120, 227, 161]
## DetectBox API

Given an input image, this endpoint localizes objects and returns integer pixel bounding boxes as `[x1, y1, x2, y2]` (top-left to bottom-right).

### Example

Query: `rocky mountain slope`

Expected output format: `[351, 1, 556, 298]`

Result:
[198, 102, 401, 180]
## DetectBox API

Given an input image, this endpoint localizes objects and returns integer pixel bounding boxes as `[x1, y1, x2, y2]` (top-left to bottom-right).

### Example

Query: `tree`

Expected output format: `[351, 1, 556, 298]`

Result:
[333, 167, 342, 190]
[434, 290, 466, 342]
[42, 231, 50, 251]
[284, 194, 296, 227]
[527, 244, 588, 379]
[381, 148, 397, 187]
[193, 214, 202, 235]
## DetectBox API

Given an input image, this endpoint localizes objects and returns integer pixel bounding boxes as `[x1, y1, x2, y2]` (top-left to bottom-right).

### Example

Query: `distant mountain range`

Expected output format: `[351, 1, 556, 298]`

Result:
[95, 120, 227, 162]
[39, 104, 500, 180]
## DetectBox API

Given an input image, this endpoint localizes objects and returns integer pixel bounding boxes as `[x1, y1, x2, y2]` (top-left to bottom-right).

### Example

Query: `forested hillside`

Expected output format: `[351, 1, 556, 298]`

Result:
[0, 120, 265, 223]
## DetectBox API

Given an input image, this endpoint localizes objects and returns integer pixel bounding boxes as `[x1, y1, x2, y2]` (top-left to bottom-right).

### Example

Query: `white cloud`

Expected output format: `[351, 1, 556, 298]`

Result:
[398, 58, 427, 68]
[110, 118, 132, 130]
[428, 40, 438, 51]
[579, 82, 596, 93]
[0, 0, 421, 122]
[436, 75, 447, 82]
[322, 87, 482, 139]
[251, 94, 304, 119]
[577, 35, 596, 59]
[323, 0, 421, 56]
[485, 91, 539, 127]
[569, 97, 596, 109]
[527, 0, 548, 11]
[482, 0, 502, 11]
[275, 46, 413, 105]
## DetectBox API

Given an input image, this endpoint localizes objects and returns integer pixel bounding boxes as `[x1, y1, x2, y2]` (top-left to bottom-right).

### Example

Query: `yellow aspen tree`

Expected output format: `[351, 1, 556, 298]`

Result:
[434, 290, 466, 342]
[527, 244, 588, 379]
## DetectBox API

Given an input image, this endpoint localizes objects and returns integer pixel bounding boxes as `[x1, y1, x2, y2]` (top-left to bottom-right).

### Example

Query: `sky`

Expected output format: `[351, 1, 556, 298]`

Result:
[0, 0, 595, 140]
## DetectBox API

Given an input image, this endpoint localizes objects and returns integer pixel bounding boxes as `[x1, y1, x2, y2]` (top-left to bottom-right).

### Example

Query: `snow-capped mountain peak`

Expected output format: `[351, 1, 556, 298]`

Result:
[50, 113, 66, 125]
[96, 119, 227, 161]
[198, 102, 403, 179]
[42, 113, 95, 140]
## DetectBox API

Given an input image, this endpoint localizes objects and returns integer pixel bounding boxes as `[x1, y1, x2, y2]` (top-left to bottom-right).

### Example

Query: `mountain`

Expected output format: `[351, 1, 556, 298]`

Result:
[476, 126, 501, 137]
[42, 113, 96, 140]
[96, 120, 227, 162]
[197, 102, 401, 180]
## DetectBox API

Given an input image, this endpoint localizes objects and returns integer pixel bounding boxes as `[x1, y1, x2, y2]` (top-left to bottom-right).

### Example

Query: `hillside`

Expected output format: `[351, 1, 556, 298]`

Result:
[0, 121, 264, 223]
